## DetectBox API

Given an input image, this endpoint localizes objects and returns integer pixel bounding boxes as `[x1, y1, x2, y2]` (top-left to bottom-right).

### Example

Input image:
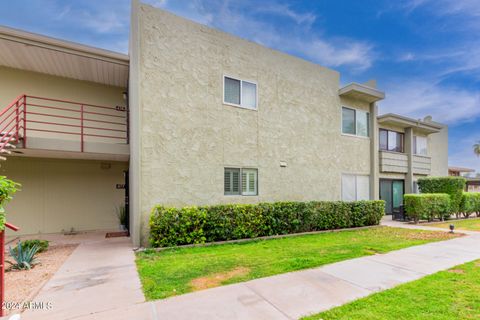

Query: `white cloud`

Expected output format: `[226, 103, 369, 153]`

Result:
[380, 81, 480, 124]
[155, 0, 375, 72]
[448, 133, 480, 172]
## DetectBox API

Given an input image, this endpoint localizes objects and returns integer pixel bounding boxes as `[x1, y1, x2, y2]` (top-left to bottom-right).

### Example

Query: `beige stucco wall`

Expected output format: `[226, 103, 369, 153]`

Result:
[3, 157, 127, 236]
[0, 66, 125, 110]
[131, 4, 373, 244]
[428, 125, 448, 176]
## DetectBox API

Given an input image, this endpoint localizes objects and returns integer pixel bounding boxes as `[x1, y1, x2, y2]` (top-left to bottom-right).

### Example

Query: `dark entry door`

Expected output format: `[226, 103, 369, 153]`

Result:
[124, 170, 130, 235]
[380, 179, 404, 215]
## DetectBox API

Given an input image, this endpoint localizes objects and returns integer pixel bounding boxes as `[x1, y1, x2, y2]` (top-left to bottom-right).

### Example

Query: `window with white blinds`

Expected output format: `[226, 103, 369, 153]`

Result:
[224, 168, 241, 195]
[342, 174, 370, 201]
[224, 76, 257, 109]
[224, 168, 258, 196]
[414, 136, 428, 155]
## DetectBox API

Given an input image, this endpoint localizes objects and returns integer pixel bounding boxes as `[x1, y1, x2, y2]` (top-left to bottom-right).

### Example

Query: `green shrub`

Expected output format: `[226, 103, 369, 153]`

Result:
[12, 239, 49, 254]
[149, 200, 385, 247]
[460, 192, 480, 218]
[0, 176, 20, 231]
[8, 241, 39, 270]
[417, 177, 465, 217]
[404, 193, 451, 223]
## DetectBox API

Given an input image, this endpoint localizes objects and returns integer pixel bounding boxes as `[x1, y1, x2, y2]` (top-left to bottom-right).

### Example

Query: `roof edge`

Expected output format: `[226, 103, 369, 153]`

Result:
[0, 25, 129, 65]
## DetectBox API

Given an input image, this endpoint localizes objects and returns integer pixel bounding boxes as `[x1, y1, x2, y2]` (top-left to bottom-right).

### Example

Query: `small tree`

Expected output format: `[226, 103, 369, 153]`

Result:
[474, 141, 480, 157]
[0, 176, 20, 231]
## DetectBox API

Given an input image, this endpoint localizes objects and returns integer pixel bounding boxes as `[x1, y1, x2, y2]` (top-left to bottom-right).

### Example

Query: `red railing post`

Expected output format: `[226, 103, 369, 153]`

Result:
[23, 95, 27, 149]
[80, 104, 84, 152]
[15, 100, 19, 144]
[0, 230, 4, 317]
[1, 223, 19, 317]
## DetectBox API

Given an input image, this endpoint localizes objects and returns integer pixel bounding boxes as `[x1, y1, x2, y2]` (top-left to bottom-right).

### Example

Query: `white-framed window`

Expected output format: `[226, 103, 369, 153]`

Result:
[342, 174, 370, 201]
[224, 168, 258, 196]
[414, 136, 428, 155]
[341, 107, 369, 137]
[224, 76, 257, 110]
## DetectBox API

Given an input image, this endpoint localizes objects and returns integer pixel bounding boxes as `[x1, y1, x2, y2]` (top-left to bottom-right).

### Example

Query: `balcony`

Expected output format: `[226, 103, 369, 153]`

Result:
[379, 151, 431, 175]
[379, 151, 408, 173]
[412, 155, 431, 175]
[0, 95, 128, 161]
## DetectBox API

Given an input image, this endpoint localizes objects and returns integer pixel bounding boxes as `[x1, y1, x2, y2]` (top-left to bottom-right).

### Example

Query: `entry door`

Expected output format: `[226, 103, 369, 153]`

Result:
[380, 179, 404, 214]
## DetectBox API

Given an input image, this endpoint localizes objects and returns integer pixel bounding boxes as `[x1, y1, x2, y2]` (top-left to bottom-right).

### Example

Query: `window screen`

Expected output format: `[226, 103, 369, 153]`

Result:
[342, 107, 356, 135]
[224, 77, 241, 105]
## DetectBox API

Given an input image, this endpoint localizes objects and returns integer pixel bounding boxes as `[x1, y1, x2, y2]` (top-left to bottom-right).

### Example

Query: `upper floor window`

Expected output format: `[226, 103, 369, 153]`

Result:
[414, 136, 428, 155]
[224, 168, 258, 196]
[224, 76, 257, 109]
[379, 129, 404, 153]
[342, 107, 369, 137]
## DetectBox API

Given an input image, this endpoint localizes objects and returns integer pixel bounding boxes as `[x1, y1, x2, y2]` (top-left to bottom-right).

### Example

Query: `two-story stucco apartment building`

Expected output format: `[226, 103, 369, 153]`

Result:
[1, 1, 447, 246]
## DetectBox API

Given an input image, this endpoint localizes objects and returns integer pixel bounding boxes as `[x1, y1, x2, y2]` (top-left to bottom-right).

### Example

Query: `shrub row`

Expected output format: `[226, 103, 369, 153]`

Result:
[417, 176, 466, 216]
[460, 192, 480, 218]
[404, 193, 451, 223]
[149, 200, 385, 247]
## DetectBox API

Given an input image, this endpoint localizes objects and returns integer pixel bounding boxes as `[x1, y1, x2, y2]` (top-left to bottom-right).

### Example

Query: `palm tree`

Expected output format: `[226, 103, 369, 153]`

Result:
[474, 141, 480, 157]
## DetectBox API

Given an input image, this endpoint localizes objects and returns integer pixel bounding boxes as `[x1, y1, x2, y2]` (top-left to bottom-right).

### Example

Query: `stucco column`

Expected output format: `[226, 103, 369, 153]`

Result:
[128, 0, 142, 247]
[370, 103, 379, 200]
[404, 127, 414, 194]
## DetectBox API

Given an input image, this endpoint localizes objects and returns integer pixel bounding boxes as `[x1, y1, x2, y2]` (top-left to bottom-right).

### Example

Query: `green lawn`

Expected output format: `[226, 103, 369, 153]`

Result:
[304, 260, 480, 320]
[430, 217, 480, 231]
[136, 226, 458, 300]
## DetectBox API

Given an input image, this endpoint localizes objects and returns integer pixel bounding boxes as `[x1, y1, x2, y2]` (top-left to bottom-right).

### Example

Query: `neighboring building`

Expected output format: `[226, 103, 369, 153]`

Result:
[448, 166, 474, 177]
[1, 1, 449, 246]
[448, 166, 480, 192]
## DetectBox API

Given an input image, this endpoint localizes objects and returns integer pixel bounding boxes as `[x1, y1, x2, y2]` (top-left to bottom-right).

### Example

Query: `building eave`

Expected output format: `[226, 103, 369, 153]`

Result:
[377, 113, 444, 134]
[339, 82, 385, 103]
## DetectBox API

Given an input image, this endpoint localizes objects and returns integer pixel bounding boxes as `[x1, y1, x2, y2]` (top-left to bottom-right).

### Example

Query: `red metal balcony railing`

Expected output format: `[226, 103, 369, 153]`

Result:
[0, 94, 128, 157]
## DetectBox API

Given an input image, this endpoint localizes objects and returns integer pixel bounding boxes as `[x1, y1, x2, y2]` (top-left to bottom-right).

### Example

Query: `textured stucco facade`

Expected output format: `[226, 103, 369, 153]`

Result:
[130, 4, 375, 245]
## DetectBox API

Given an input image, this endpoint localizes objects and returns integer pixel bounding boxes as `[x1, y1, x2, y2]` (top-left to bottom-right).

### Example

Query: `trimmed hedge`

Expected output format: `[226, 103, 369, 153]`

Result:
[149, 200, 385, 247]
[404, 193, 451, 223]
[417, 177, 466, 217]
[460, 192, 480, 218]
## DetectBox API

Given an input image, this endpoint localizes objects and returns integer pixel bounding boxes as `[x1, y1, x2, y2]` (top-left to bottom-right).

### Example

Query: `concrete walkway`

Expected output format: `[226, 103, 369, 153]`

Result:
[20, 233, 145, 320]
[66, 225, 480, 320]
[19, 222, 480, 320]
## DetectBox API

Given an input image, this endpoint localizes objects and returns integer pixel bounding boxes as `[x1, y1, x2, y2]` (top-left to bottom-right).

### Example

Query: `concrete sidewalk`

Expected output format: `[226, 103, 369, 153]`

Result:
[71, 229, 480, 320]
[20, 234, 145, 320]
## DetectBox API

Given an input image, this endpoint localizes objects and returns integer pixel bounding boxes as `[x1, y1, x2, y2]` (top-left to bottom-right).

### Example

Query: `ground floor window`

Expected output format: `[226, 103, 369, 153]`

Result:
[341, 174, 370, 201]
[224, 168, 258, 196]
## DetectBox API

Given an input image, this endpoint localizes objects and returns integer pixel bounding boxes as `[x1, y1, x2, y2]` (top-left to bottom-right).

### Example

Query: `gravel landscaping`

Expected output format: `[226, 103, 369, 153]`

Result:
[4, 243, 77, 315]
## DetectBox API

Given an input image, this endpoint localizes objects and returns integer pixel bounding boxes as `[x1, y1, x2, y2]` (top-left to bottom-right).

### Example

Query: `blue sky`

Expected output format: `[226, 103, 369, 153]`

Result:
[1, 0, 479, 172]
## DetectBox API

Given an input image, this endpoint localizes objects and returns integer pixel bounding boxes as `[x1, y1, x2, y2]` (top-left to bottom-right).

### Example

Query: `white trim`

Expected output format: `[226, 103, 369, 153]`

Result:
[223, 75, 258, 110]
